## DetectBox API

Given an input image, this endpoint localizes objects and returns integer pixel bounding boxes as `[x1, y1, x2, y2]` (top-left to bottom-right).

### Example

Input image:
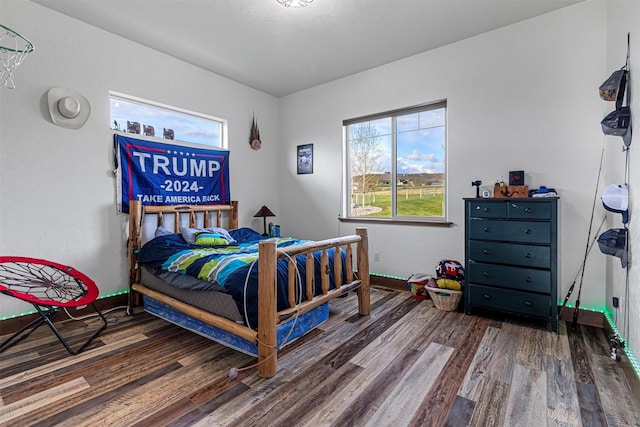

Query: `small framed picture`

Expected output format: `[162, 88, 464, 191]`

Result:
[297, 144, 313, 175]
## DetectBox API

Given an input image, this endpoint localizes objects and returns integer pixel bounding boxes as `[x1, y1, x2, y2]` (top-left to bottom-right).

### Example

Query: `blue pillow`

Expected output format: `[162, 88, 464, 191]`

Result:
[228, 227, 264, 243]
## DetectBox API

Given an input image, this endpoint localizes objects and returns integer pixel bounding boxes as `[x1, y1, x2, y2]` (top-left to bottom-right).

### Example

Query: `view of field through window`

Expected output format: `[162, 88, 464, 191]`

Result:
[346, 103, 446, 219]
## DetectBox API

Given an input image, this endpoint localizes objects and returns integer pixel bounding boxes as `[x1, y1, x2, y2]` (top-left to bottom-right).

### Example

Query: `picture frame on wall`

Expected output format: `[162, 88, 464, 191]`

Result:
[297, 144, 313, 175]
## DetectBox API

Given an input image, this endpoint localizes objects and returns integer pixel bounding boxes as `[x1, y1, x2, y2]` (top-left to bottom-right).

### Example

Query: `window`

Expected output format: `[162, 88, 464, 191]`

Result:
[109, 92, 226, 148]
[343, 101, 446, 221]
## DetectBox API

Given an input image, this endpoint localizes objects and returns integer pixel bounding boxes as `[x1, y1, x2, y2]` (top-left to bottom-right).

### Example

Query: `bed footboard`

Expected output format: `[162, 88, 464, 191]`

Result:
[257, 228, 370, 377]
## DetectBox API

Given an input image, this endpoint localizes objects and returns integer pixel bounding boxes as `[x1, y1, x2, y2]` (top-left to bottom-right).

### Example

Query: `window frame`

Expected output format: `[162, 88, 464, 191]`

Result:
[341, 100, 448, 224]
[109, 91, 228, 149]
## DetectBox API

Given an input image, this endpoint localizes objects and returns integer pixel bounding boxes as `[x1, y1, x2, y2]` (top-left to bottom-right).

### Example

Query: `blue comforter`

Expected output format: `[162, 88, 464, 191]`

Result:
[137, 227, 346, 328]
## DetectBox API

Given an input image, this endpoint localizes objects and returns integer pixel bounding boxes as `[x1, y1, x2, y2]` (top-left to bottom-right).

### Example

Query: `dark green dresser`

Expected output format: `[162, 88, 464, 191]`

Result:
[464, 197, 558, 332]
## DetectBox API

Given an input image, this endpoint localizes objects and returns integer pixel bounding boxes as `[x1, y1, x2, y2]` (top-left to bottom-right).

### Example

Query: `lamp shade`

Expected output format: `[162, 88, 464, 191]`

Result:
[254, 205, 275, 218]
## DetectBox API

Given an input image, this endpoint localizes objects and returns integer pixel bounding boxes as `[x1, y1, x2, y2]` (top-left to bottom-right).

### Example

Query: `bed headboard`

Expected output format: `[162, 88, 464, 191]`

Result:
[127, 200, 239, 293]
[129, 200, 239, 234]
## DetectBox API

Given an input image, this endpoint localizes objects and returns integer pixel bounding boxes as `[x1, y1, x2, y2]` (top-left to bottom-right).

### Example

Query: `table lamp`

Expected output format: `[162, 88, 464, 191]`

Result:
[254, 205, 275, 236]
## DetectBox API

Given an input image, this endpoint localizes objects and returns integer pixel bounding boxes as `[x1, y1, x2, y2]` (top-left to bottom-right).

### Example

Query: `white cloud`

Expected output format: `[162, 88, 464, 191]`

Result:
[406, 149, 436, 161]
[398, 149, 443, 173]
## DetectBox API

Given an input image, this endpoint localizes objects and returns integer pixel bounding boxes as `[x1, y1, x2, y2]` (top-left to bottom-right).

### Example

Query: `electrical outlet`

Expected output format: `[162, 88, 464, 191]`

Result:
[373, 252, 380, 262]
[612, 297, 619, 308]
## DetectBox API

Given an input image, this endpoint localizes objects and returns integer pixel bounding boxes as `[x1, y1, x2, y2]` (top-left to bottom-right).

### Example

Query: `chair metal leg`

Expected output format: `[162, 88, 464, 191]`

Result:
[0, 309, 52, 352]
[1, 303, 108, 355]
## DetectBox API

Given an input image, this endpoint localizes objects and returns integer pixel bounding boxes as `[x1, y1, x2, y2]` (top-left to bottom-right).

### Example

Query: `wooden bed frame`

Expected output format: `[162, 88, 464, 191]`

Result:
[127, 200, 370, 377]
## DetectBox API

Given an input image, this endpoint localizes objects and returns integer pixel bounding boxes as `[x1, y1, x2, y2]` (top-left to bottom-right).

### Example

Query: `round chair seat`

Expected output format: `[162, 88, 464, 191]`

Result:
[0, 256, 99, 307]
[0, 256, 107, 355]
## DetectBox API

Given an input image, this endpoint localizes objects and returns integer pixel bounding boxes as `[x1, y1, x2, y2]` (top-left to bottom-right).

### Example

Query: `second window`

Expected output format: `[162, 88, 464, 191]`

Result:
[343, 101, 447, 221]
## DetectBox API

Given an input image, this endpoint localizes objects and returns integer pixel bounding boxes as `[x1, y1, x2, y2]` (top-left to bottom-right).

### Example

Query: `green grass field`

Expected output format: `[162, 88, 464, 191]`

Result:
[351, 187, 444, 217]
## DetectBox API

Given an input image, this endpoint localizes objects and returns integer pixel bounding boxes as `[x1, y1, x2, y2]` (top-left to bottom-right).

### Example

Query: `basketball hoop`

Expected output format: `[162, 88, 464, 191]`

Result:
[0, 24, 34, 89]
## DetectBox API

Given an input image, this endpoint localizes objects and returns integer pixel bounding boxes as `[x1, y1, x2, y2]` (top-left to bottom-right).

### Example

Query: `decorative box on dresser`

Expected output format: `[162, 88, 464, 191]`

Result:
[464, 197, 558, 333]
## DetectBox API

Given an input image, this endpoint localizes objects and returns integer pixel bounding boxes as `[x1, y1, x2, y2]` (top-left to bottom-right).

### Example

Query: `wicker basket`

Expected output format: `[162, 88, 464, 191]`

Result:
[427, 287, 463, 311]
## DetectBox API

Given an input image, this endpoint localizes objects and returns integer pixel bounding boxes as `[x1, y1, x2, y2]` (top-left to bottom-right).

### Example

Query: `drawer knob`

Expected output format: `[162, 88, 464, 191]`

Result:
[483, 294, 491, 299]
[524, 228, 532, 234]
[483, 207, 490, 212]
[483, 249, 491, 255]
[524, 252, 532, 258]
[483, 272, 490, 277]
[525, 277, 532, 283]
[524, 207, 532, 213]
[484, 227, 490, 232]
[524, 301, 532, 307]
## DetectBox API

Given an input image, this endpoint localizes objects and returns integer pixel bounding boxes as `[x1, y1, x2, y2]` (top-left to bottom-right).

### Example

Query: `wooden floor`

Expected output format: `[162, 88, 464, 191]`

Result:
[1, 287, 639, 426]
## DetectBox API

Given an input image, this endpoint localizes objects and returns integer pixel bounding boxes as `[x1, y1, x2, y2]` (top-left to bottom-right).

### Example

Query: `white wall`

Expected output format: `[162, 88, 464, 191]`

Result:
[0, 0, 281, 317]
[279, 1, 609, 310]
[605, 0, 640, 365]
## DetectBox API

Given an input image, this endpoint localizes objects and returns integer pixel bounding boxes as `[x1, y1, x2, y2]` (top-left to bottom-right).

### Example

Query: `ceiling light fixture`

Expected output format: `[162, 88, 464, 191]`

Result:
[276, 0, 313, 7]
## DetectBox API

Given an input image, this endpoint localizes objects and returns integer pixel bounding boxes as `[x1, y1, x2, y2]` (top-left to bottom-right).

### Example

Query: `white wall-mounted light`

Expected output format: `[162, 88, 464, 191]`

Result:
[276, 0, 313, 7]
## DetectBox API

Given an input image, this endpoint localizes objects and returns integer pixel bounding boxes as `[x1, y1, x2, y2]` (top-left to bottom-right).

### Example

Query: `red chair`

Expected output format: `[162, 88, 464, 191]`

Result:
[0, 257, 107, 355]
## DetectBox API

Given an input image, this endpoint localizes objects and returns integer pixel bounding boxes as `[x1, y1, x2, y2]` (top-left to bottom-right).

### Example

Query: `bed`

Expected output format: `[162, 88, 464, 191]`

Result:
[127, 200, 370, 378]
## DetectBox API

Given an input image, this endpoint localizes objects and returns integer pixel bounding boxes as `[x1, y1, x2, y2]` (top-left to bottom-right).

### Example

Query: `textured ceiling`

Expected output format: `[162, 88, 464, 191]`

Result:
[32, 0, 583, 97]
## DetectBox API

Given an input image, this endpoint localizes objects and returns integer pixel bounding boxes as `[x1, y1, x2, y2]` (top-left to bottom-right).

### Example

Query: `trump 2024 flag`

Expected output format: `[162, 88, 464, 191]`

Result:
[114, 134, 230, 213]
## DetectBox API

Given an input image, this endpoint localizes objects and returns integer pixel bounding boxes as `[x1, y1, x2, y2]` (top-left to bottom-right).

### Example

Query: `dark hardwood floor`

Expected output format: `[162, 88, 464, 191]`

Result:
[1, 287, 639, 426]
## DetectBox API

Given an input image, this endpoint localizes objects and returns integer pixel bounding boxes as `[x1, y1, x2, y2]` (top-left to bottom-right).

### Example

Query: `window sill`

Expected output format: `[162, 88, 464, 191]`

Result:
[338, 217, 453, 227]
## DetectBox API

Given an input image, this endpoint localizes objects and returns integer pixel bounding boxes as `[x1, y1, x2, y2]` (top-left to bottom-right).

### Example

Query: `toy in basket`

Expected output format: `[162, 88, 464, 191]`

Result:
[429, 259, 465, 311]
[407, 273, 436, 300]
[436, 259, 464, 281]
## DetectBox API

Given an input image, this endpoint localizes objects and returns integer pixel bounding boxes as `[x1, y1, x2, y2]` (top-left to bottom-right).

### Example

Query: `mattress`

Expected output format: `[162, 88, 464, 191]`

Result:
[140, 266, 244, 323]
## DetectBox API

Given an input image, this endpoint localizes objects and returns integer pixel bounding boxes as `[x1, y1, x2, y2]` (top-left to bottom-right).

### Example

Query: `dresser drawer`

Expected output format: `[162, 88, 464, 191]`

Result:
[468, 240, 550, 268]
[467, 201, 507, 218]
[467, 262, 551, 293]
[468, 220, 550, 244]
[468, 284, 550, 318]
[507, 201, 552, 219]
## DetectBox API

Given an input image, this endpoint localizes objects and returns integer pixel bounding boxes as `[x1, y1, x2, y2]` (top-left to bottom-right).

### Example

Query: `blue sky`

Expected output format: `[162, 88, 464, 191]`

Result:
[397, 126, 445, 174]
[371, 108, 446, 175]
